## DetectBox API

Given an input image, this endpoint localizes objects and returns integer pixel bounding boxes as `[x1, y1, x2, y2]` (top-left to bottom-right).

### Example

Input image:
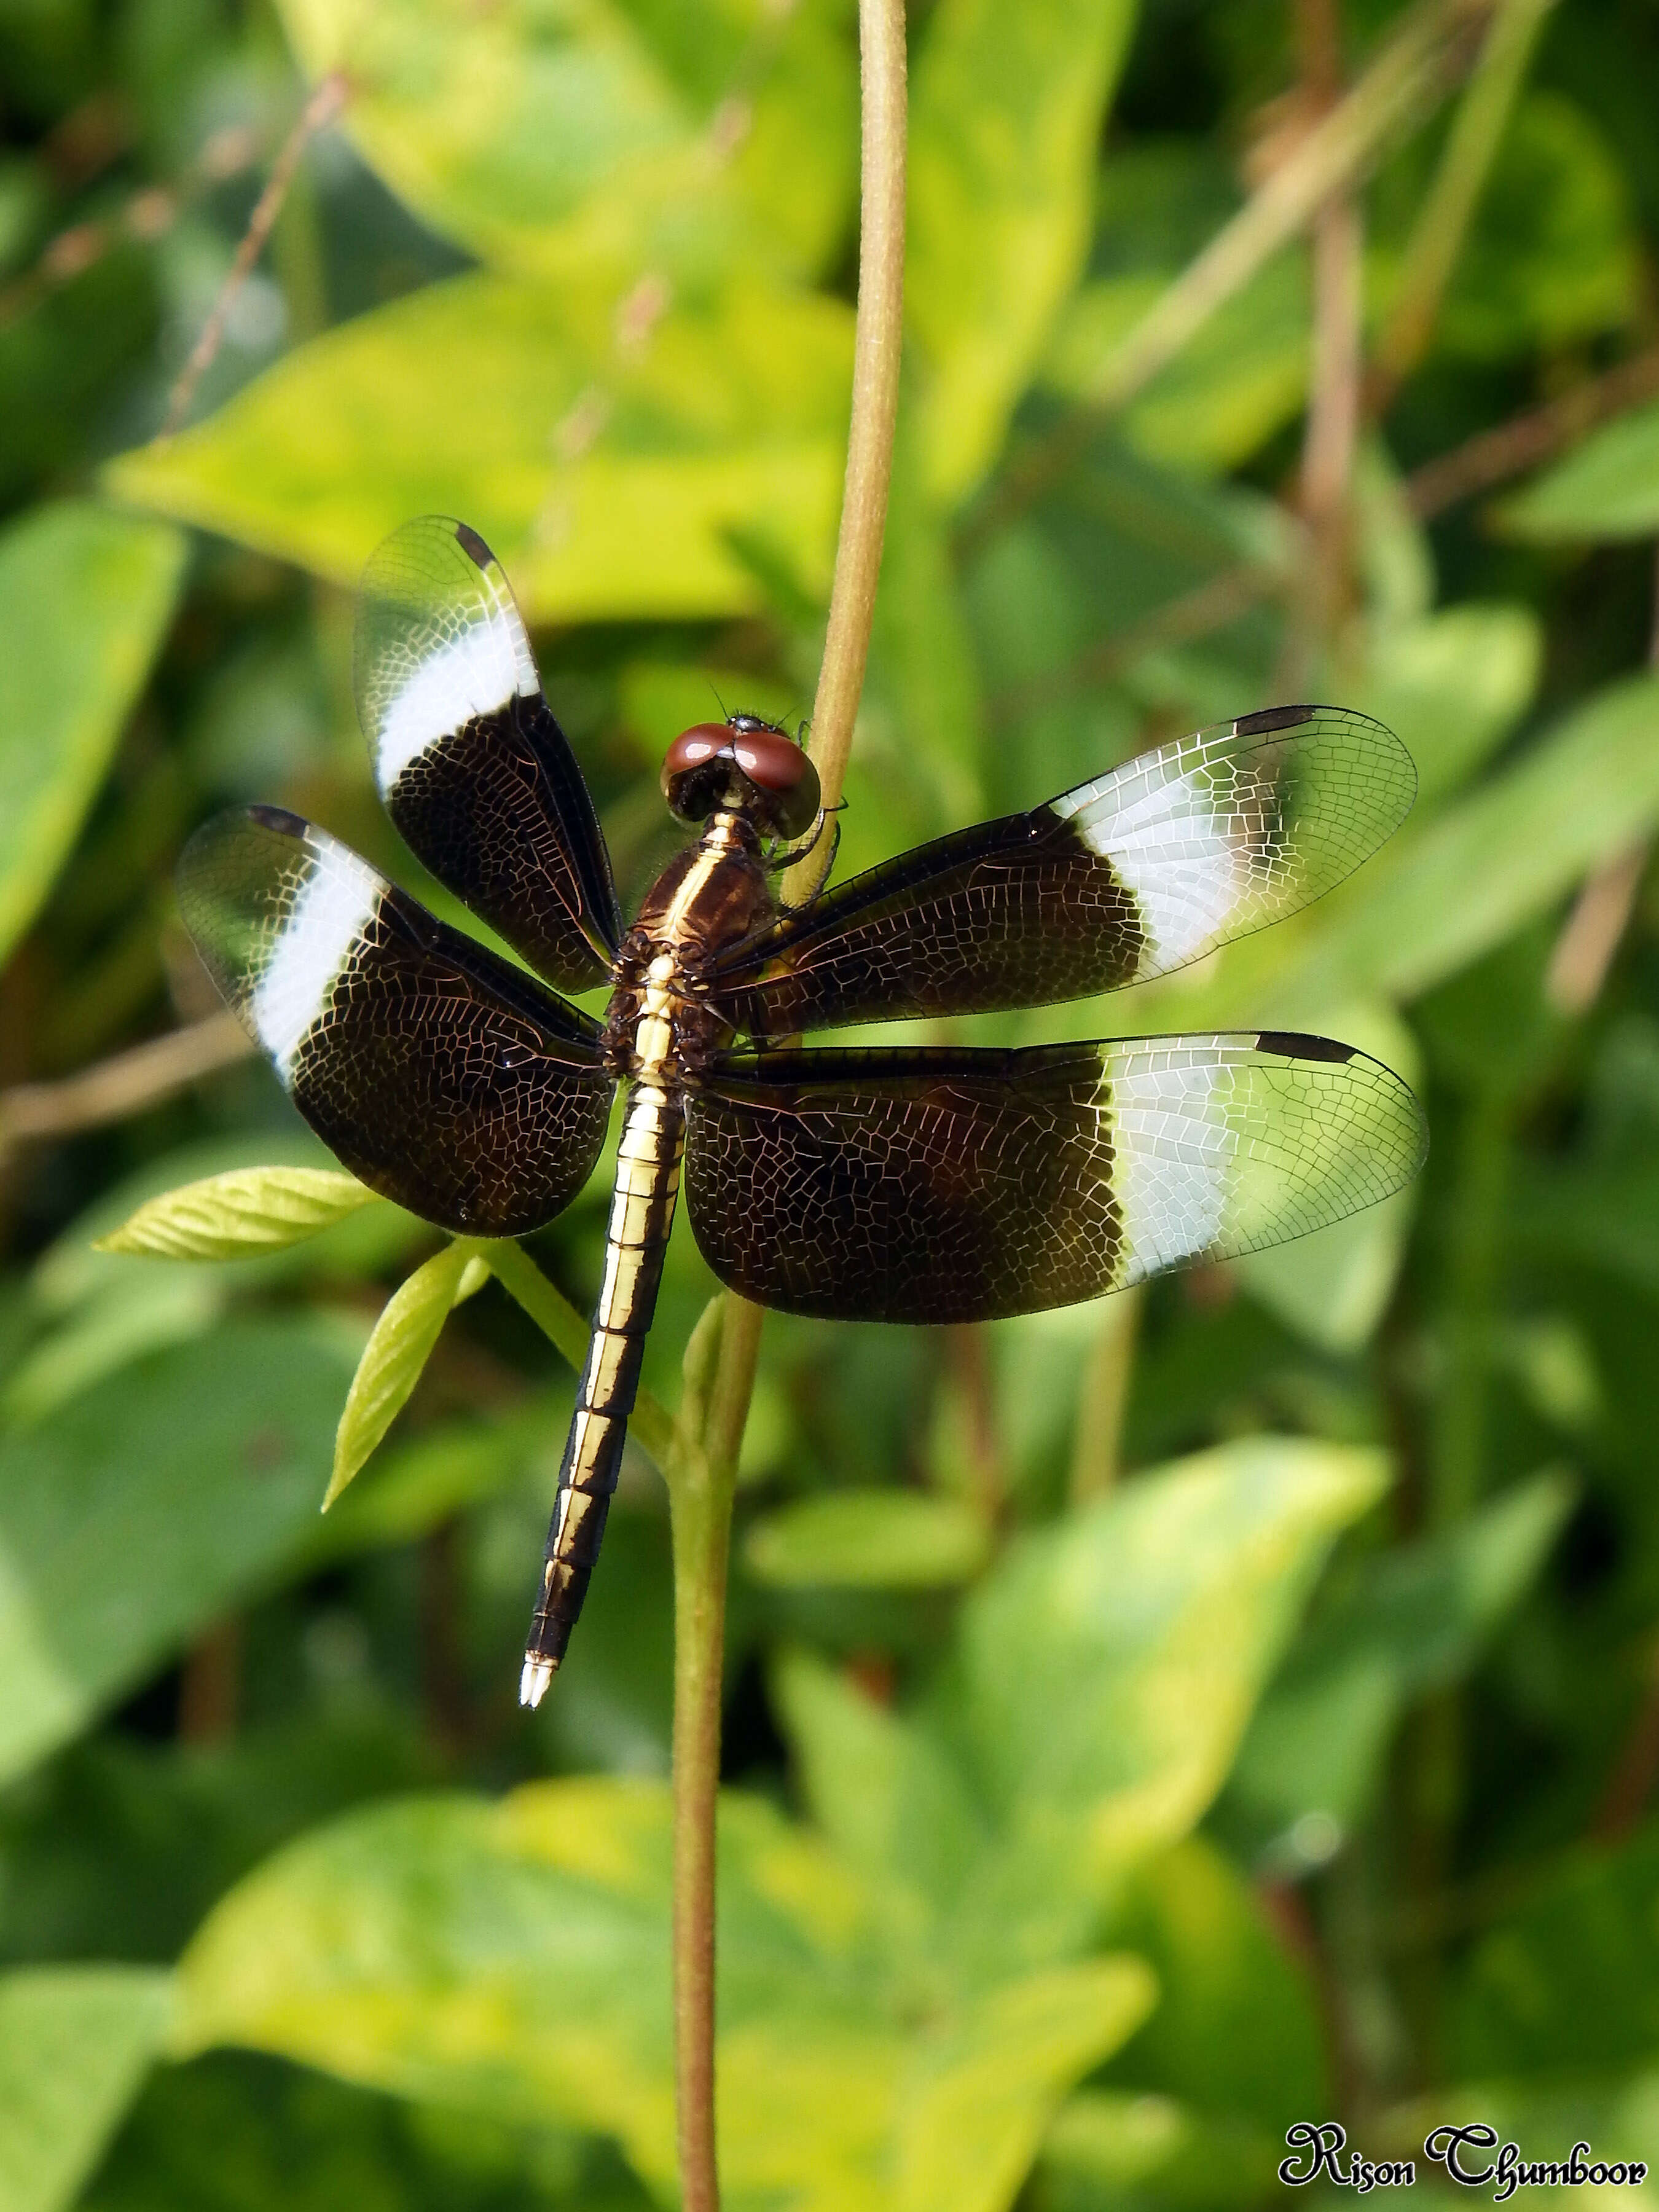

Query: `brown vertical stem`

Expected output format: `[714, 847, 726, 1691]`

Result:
[1069, 1284, 1143, 1504]
[177, 1615, 242, 1744]
[667, 5, 908, 2207]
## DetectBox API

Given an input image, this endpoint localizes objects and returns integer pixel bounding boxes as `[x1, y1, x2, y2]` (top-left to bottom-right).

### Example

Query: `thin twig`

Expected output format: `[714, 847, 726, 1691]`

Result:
[668, 6, 908, 2206]
[160, 72, 347, 436]
[1544, 843, 1648, 1014]
[1405, 343, 1659, 518]
[1069, 1285, 1142, 1504]
[1093, 0, 1469, 412]
[967, 0, 1482, 547]
[1293, 0, 1365, 671]
[0, 1010, 251, 1159]
[1368, 0, 1558, 409]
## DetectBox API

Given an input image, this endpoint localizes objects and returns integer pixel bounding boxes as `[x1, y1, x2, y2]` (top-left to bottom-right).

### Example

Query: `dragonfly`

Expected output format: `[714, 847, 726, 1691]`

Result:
[179, 515, 1426, 1706]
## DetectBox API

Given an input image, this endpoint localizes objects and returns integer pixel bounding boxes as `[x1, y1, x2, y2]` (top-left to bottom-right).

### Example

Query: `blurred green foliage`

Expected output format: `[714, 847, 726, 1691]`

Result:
[5, 0, 1659, 2205]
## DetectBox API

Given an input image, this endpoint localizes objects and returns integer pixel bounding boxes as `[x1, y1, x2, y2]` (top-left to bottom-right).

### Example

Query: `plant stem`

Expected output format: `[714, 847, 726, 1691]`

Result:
[788, 0, 909, 865]
[668, 6, 908, 2204]
[668, 1309, 734, 2212]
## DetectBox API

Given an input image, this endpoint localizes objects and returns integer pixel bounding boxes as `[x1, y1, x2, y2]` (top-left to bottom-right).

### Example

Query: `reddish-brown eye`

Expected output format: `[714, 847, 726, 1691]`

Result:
[662, 723, 730, 779]
[731, 721, 810, 794]
[661, 715, 822, 836]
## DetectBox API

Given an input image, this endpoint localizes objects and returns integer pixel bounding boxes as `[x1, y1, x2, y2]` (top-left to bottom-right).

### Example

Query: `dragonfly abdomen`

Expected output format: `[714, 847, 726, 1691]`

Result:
[520, 1080, 684, 1705]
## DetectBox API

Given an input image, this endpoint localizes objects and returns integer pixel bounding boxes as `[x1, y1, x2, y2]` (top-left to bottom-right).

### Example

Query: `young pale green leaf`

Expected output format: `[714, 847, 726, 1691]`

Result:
[951, 1438, 1387, 1902]
[745, 1491, 991, 1590]
[0, 501, 187, 967]
[104, 273, 852, 625]
[895, 1958, 1156, 2212]
[908, 0, 1137, 506]
[0, 1320, 356, 1786]
[172, 1775, 1148, 2212]
[273, 0, 855, 288]
[0, 1966, 175, 2212]
[174, 1779, 893, 2206]
[324, 1244, 473, 1509]
[95, 1167, 378, 1262]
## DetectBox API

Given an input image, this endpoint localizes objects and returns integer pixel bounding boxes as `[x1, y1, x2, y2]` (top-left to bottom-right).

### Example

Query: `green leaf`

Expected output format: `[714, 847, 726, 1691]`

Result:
[0, 1966, 175, 2212]
[275, 0, 856, 287]
[95, 1167, 378, 1261]
[1103, 1837, 1327, 2132]
[1042, 253, 1309, 477]
[324, 1244, 472, 1509]
[311, 1395, 561, 1562]
[1357, 602, 1542, 805]
[894, 1958, 1156, 2212]
[1499, 395, 1659, 541]
[908, 0, 1138, 506]
[949, 1438, 1387, 1906]
[772, 1647, 987, 1945]
[780, 1444, 1386, 1990]
[1376, 2072, 1659, 2189]
[2, 1272, 226, 1427]
[172, 1778, 1147, 2212]
[0, 1320, 357, 1784]
[174, 1780, 886, 2204]
[1037, 2090, 1282, 2210]
[1436, 93, 1639, 363]
[745, 1491, 992, 1589]
[1320, 670, 1659, 1005]
[1451, 1822, 1659, 2077]
[0, 500, 187, 965]
[1224, 1470, 1574, 1854]
[104, 273, 852, 624]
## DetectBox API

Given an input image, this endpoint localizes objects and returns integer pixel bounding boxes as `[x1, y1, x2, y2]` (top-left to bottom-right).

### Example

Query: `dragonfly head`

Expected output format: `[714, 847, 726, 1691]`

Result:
[662, 714, 822, 841]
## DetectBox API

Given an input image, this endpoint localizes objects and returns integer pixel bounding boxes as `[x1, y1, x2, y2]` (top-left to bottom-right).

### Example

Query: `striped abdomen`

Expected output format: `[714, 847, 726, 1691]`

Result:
[520, 1082, 684, 1704]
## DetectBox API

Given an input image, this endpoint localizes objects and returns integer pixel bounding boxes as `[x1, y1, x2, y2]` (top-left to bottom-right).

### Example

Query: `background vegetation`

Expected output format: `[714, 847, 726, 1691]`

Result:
[2, 0, 1659, 2203]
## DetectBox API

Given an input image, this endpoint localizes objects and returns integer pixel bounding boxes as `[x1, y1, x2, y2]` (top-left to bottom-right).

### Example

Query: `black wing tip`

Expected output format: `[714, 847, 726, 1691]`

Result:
[1235, 702, 1317, 737]
[1255, 1030, 1356, 1063]
[246, 802, 309, 840]
[1254, 1029, 1432, 1177]
[453, 520, 495, 570]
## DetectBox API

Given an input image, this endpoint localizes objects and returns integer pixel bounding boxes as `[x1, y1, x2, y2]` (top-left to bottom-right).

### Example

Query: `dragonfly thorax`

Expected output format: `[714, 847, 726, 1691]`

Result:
[602, 809, 775, 1082]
